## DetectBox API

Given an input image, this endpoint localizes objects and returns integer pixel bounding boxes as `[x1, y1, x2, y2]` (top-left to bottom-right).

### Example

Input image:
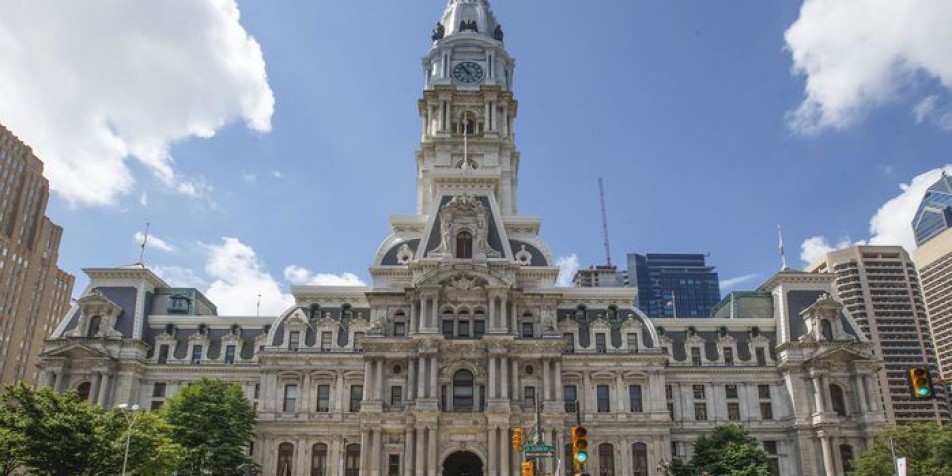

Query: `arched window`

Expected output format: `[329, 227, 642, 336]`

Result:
[346, 443, 361, 476]
[840, 444, 854, 473]
[87, 315, 102, 338]
[631, 443, 648, 476]
[311, 443, 328, 476]
[456, 232, 473, 259]
[597, 443, 614, 476]
[277, 443, 294, 476]
[75, 382, 92, 401]
[821, 319, 834, 340]
[453, 370, 474, 411]
[829, 384, 847, 416]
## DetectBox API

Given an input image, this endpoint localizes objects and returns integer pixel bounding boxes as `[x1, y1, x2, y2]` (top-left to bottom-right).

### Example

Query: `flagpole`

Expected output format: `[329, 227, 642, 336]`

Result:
[777, 225, 788, 271]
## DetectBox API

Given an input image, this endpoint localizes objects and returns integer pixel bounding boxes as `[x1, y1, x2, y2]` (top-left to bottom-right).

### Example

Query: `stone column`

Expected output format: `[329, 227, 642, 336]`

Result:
[865, 377, 879, 412]
[820, 375, 831, 413]
[369, 430, 379, 476]
[820, 436, 835, 476]
[616, 373, 626, 413]
[854, 373, 869, 414]
[500, 429, 510, 476]
[511, 359, 519, 402]
[417, 356, 427, 399]
[404, 428, 415, 476]
[427, 426, 437, 476]
[431, 298, 439, 332]
[555, 361, 563, 405]
[408, 359, 417, 402]
[500, 296, 508, 333]
[430, 356, 438, 399]
[489, 295, 496, 331]
[52, 371, 61, 392]
[360, 429, 370, 476]
[812, 376, 826, 414]
[364, 360, 373, 400]
[501, 356, 509, 400]
[415, 427, 426, 476]
[376, 360, 385, 401]
[335, 372, 345, 412]
[302, 373, 312, 412]
[543, 359, 551, 402]
[420, 298, 428, 333]
[489, 356, 497, 399]
[89, 373, 101, 404]
[582, 372, 592, 414]
[97, 373, 111, 407]
[487, 427, 497, 476]
[831, 436, 843, 476]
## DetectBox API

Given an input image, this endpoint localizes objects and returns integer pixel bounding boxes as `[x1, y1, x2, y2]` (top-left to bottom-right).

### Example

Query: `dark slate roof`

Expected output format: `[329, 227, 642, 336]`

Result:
[785, 290, 860, 340]
[424, 195, 506, 257]
[509, 240, 548, 266]
[380, 239, 421, 266]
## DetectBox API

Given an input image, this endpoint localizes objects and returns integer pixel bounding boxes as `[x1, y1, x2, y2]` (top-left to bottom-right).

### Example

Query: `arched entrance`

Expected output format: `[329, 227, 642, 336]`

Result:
[442, 451, 483, 476]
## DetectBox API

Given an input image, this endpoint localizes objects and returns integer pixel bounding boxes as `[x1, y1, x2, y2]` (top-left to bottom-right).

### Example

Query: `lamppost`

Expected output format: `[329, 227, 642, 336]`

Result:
[116, 403, 140, 476]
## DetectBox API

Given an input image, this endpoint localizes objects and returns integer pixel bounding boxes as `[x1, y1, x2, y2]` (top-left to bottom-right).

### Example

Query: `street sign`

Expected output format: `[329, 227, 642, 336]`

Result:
[524, 444, 555, 457]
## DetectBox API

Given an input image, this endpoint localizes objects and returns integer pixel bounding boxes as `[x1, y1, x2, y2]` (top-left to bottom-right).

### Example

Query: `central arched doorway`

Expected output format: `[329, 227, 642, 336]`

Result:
[442, 451, 483, 476]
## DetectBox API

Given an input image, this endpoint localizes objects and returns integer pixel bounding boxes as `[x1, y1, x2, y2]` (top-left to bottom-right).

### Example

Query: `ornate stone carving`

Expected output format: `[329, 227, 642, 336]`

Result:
[440, 273, 488, 290]
[66, 290, 123, 338]
[429, 195, 501, 259]
[514, 245, 532, 265]
[396, 243, 414, 264]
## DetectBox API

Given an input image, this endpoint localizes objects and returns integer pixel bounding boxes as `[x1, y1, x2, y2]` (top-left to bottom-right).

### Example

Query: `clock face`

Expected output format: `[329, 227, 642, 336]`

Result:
[452, 62, 484, 84]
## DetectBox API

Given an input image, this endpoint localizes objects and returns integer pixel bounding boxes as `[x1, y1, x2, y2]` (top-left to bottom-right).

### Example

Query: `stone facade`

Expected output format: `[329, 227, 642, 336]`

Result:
[37, 1, 886, 475]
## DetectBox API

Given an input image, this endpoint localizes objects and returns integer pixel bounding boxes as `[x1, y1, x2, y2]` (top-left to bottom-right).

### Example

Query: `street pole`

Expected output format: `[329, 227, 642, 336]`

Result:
[117, 403, 140, 476]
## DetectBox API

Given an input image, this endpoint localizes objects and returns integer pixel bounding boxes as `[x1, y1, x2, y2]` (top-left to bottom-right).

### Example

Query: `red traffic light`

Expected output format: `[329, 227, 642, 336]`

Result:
[574, 427, 587, 438]
[907, 367, 935, 399]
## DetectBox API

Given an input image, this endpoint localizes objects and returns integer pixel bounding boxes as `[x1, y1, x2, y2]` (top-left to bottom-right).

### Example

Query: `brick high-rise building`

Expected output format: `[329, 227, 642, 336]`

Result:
[0, 123, 74, 385]
[809, 245, 947, 424]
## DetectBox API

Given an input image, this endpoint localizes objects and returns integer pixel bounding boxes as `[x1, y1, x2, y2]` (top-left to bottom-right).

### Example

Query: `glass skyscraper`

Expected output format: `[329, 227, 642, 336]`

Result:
[627, 253, 721, 318]
[913, 172, 952, 247]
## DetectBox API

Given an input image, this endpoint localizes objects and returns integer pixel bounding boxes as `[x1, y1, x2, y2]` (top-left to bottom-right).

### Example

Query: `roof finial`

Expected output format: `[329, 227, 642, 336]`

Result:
[777, 224, 790, 271]
[137, 222, 151, 267]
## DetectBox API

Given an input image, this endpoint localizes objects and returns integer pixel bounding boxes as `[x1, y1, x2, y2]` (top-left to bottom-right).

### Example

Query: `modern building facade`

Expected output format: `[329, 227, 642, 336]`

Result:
[0, 123, 74, 385]
[627, 254, 721, 318]
[912, 172, 952, 247]
[38, 2, 885, 476]
[808, 246, 948, 424]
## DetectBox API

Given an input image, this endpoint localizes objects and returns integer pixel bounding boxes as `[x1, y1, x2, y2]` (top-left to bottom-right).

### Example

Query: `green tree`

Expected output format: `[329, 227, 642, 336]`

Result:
[850, 423, 952, 476]
[0, 396, 25, 476]
[100, 408, 186, 476]
[681, 424, 771, 476]
[161, 378, 258, 475]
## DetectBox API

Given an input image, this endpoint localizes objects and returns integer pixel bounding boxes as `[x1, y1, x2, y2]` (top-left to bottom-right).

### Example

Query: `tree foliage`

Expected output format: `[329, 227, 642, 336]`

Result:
[161, 378, 258, 475]
[671, 424, 771, 476]
[0, 397, 25, 476]
[850, 423, 952, 476]
[0, 384, 183, 476]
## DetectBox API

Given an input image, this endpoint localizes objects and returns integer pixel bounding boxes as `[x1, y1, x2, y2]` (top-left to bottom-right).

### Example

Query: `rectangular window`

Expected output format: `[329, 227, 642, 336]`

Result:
[388, 455, 400, 476]
[563, 333, 574, 353]
[391, 386, 403, 409]
[157, 345, 169, 364]
[289, 331, 301, 351]
[671, 442, 680, 458]
[152, 382, 167, 398]
[629, 385, 643, 413]
[756, 347, 767, 366]
[283, 384, 299, 412]
[564, 385, 578, 412]
[626, 333, 639, 352]
[693, 385, 706, 400]
[224, 345, 236, 364]
[442, 320, 454, 338]
[763, 441, 778, 455]
[596, 385, 610, 413]
[524, 386, 536, 408]
[474, 320, 485, 337]
[350, 385, 363, 412]
[458, 321, 470, 338]
[726, 384, 738, 399]
[317, 385, 331, 412]
[724, 347, 734, 366]
[521, 322, 533, 338]
[665, 385, 673, 400]
[694, 403, 707, 420]
[394, 322, 406, 337]
[760, 402, 773, 420]
[254, 383, 260, 399]
[150, 401, 164, 411]
[667, 403, 675, 420]
[191, 345, 203, 364]
[595, 334, 607, 353]
[728, 403, 741, 421]
[758, 385, 771, 399]
[691, 348, 702, 366]
[321, 332, 332, 349]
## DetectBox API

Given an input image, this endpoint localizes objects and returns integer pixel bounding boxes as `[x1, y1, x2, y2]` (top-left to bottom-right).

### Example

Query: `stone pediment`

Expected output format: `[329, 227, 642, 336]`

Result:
[413, 264, 513, 289]
[805, 344, 874, 364]
[41, 341, 116, 360]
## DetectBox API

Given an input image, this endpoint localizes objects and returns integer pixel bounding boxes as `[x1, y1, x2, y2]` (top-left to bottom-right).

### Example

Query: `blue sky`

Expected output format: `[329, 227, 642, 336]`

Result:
[2, 0, 951, 314]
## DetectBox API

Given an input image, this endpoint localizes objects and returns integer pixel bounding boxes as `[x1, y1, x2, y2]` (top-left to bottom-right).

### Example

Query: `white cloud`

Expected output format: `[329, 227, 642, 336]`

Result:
[784, 0, 952, 133]
[242, 172, 258, 183]
[151, 265, 206, 289]
[800, 165, 952, 264]
[271, 171, 285, 179]
[203, 238, 293, 315]
[0, 0, 274, 206]
[283, 265, 366, 286]
[134, 231, 175, 253]
[720, 273, 760, 292]
[915, 96, 939, 123]
[555, 254, 580, 288]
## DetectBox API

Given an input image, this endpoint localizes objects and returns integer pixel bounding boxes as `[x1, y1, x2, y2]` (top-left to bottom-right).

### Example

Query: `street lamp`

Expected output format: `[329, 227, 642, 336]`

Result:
[116, 403, 140, 476]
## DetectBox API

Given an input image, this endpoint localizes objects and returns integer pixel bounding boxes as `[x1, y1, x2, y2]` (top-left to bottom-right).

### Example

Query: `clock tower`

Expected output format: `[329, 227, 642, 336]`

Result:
[417, 0, 520, 217]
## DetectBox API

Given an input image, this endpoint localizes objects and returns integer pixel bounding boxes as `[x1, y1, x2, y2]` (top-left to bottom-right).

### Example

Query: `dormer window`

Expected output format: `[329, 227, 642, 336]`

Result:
[821, 319, 834, 340]
[86, 315, 102, 338]
[168, 296, 189, 314]
[456, 232, 473, 259]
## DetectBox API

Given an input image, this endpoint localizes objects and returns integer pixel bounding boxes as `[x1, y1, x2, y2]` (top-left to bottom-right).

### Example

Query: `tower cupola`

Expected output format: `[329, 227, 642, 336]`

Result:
[432, 0, 504, 42]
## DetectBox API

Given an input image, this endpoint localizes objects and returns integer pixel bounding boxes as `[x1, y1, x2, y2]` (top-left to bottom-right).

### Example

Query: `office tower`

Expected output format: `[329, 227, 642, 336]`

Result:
[809, 245, 947, 424]
[628, 253, 721, 318]
[913, 173, 952, 387]
[0, 123, 75, 384]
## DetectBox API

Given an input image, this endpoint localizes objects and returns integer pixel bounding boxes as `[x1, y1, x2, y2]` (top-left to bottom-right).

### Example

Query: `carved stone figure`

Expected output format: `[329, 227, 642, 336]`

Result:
[493, 24, 504, 41]
[432, 22, 445, 41]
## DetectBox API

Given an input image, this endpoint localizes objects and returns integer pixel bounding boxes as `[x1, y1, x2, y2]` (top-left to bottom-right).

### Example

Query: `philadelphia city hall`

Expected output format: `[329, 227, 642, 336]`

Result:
[37, 1, 886, 475]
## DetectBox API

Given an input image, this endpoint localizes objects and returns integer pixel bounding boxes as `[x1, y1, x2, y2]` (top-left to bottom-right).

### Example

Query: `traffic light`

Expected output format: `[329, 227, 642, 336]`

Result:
[908, 367, 935, 399]
[521, 461, 534, 476]
[571, 426, 588, 464]
[512, 427, 524, 450]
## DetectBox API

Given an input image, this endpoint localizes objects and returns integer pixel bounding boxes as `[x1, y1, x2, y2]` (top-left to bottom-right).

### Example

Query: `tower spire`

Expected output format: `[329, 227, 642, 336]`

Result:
[777, 225, 790, 271]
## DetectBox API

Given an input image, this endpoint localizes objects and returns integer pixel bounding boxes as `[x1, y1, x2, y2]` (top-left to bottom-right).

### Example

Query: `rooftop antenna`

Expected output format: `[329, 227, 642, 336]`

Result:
[598, 178, 612, 267]
[777, 225, 789, 271]
[137, 222, 151, 267]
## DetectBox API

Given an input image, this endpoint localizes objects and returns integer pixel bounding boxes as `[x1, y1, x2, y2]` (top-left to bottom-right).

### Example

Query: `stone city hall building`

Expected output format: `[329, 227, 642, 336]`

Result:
[37, 1, 887, 475]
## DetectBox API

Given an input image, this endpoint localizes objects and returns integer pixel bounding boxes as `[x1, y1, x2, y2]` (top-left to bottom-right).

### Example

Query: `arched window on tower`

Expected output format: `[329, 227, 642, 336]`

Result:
[597, 443, 615, 476]
[86, 315, 102, 338]
[456, 232, 473, 259]
[345, 444, 361, 476]
[821, 319, 834, 340]
[453, 369, 474, 411]
[311, 443, 328, 476]
[829, 383, 847, 416]
[631, 443, 648, 476]
[277, 443, 294, 476]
